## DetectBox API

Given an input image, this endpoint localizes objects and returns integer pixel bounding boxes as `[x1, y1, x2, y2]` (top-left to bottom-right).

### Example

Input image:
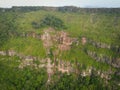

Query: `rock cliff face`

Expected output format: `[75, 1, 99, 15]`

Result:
[41, 28, 76, 51]
[86, 50, 120, 68]
[1, 30, 119, 69]
[58, 31, 73, 51]
[41, 29, 53, 49]
[20, 28, 77, 52]
[0, 49, 114, 82]
[87, 39, 120, 53]
[16, 30, 120, 53]
[0, 28, 119, 83]
[79, 37, 120, 68]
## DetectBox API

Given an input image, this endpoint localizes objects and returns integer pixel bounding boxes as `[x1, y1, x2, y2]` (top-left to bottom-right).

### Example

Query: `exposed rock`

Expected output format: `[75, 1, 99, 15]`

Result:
[81, 67, 92, 77]
[46, 58, 53, 74]
[0, 51, 6, 56]
[88, 39, 111, 49]
[24, 56, 34, 61]
[81, 37, 87, 45]
[41, 29, 53, 49]
[100, 72, 111, 80]
[58, 44, 70, 51]
[112, 58, 120, 68]
[46, 58, 54, 83]
[0, 49, 114, 82]
[59, 31, 73, 45]
[86, 50, 120, 68]
[16, 53, 25, 59]
[40, 58, 47, 63]
[57, 31, 74, 51]
[41, 28, 76, 51]
[57, 60, 74, 74]
[8, 50, 17, 56]
[97, 70, 101, 75]
[21, 32, 41, 39]
[87, 39, 120, 53]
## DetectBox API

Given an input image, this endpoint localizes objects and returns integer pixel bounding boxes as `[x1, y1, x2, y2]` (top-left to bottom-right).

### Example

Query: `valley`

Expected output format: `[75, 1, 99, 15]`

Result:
[0, 6, 120, 90]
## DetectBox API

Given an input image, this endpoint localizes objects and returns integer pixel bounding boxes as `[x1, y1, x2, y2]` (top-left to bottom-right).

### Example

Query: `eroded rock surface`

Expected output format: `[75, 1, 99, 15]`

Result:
[86, 50, 120, 68]
[0, 28, 119, 83]
[41, 28, 76, 51]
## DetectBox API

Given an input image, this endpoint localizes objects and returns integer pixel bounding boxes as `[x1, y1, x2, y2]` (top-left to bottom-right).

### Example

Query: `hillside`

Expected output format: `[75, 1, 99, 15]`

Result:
[0, 6, 120, 90]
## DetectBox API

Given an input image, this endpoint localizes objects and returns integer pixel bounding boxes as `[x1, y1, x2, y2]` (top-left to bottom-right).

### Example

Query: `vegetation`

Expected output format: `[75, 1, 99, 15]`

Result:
[0, 6, 120, 90]
[31, 14, 66, 30]
[1, 37, 46, 58]
[0, 56, 47, 90]
[49, 73, 118, 90]
[15, 9, 120, 45]
[0, 12, 17, 46]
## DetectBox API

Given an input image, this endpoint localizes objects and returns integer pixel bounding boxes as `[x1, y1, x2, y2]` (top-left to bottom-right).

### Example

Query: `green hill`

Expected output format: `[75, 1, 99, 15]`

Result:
[0, 7, 120, 90]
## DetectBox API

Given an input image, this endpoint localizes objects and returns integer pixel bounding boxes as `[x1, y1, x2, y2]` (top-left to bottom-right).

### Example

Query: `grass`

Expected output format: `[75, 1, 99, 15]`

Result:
[0, 37, 46, 58]
[60, 44, 115, 71]
[16, 10, 120, 45]
[0, 37, 115, 72]
[1, 9, 119, 72]
[84, 43, 118, 58]
[0, 55, 20, 68]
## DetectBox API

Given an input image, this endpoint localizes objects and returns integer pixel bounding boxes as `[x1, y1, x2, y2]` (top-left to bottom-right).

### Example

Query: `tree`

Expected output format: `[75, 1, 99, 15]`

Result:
[32, 14, 66, 30]
[0, 12, 17, 47]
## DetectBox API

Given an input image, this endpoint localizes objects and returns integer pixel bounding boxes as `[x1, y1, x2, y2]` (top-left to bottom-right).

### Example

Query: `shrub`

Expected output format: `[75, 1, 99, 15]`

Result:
[32, 15, 66, 30]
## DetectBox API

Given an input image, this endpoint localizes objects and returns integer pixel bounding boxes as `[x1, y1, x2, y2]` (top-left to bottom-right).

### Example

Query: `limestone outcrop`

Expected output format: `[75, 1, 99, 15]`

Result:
[86, 50, 120, 68]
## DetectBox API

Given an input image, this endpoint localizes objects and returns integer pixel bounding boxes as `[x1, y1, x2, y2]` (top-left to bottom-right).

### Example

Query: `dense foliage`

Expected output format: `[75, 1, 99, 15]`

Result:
[0, 56, 119, 90]
[48, 73, 114, 90]
[0, 56, 47, 90]
[0, 12, 17, 46]
[32, 15, 66, 30]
